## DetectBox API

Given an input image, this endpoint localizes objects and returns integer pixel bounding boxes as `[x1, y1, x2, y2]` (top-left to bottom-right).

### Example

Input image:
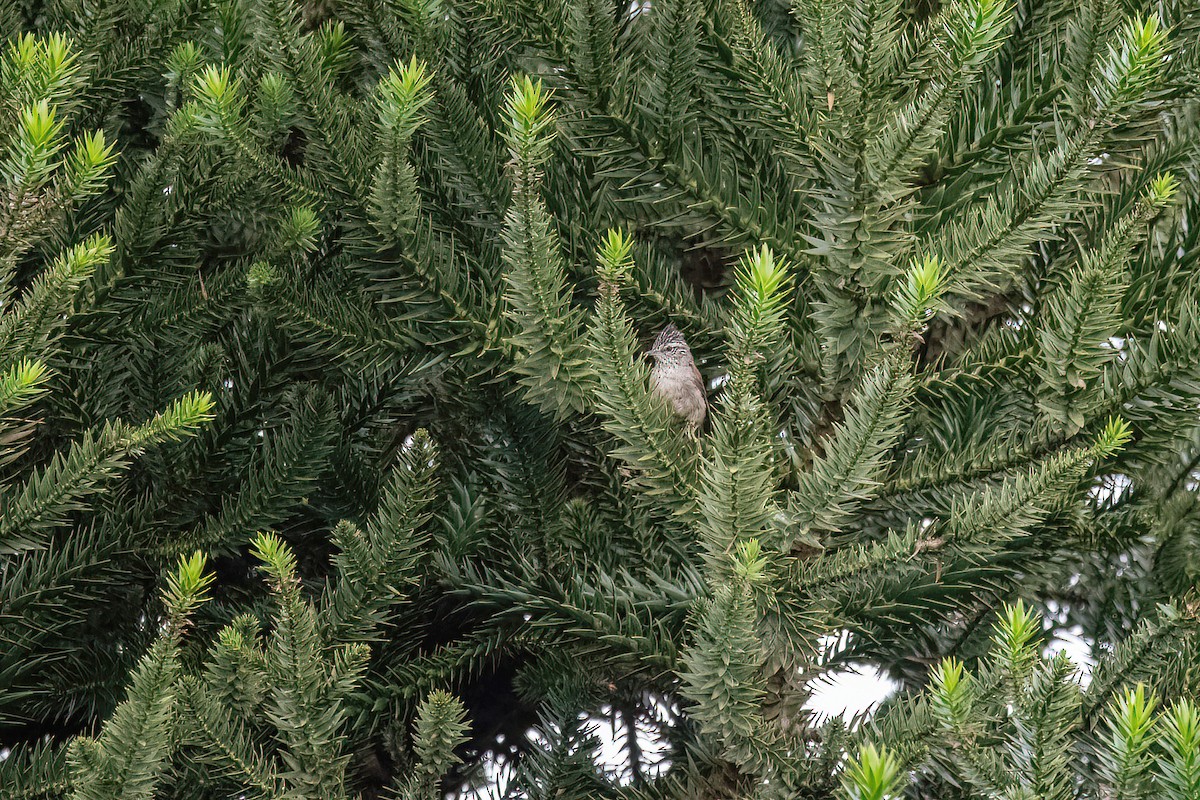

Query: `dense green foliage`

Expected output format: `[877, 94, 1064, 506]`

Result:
[0, 0, 1198, 797]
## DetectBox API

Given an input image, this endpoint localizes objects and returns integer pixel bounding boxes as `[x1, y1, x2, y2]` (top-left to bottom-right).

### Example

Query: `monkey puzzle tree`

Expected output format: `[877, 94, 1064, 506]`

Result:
[0, 0, 1198, 798]
[0, 30, 213, 742]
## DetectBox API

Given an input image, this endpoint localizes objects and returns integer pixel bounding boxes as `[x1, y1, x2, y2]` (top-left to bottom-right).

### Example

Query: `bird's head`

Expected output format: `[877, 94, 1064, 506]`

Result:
[647, 324, 694, 366]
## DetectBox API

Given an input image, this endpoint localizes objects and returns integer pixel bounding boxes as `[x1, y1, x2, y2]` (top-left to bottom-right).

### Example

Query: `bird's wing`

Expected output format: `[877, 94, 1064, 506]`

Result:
[690, 363, 707, 424]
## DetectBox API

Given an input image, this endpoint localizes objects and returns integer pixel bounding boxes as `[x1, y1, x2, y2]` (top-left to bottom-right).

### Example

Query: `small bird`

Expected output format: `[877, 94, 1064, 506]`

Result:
[647, 324, 707, 429]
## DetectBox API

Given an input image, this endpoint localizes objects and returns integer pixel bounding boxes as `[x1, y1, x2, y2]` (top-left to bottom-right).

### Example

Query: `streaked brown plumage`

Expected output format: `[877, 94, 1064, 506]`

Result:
[647, 324, 706, 428]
